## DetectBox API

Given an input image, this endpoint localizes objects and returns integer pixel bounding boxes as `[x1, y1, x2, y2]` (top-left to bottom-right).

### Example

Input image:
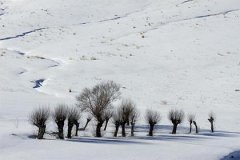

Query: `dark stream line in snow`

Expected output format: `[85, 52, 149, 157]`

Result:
[113, 9, 240, 41]
[73, 4, 150, 26]
[177, 0, 194, 6]
[150, 9, 240, 32]
[0, 28, 47, 41]
[32, 79, 45, 89]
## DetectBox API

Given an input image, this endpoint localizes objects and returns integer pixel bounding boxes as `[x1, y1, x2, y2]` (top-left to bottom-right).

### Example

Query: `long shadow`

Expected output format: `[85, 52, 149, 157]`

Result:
[198, 131, 240, 138]
[135, 125, 240, 138]
[66, 137, 148, 145]
[134, 134, 211, 142]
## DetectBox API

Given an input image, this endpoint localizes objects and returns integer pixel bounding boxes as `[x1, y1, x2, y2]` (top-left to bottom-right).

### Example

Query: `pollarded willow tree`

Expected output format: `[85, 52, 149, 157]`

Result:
[187, 114, 195, 134]
[67, 107, 81, 138]
[76, 81, 121, 137]
[52, 104, 68, 139]
[145, 109, 161, 136]
[29, 107, 50, 139]
[168, 109, 184, 134]
[112, 109, 121, 137]
[208, 112, 216, 133]
[130, 108, 139, 136]
[118, 99, 136, 137]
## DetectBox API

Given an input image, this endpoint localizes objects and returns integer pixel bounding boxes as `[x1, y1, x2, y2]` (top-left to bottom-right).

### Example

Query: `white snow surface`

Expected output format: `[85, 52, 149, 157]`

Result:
[0, 0, 240, 159]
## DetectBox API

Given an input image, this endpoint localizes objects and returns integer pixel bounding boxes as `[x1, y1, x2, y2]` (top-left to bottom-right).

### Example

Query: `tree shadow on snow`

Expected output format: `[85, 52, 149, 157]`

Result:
[66, 137, 149, 145]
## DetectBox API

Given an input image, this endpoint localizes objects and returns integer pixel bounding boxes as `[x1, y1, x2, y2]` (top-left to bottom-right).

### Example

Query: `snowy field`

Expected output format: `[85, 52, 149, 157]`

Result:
[0, 0, 240, 159]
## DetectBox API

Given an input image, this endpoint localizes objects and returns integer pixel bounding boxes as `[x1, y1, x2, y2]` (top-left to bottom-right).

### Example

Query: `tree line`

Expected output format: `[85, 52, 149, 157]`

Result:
[29, 81, 216, 139]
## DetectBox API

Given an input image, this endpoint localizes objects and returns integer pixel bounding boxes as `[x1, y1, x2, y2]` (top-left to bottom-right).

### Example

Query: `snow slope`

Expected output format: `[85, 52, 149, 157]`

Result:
[0, 0, 240, 159]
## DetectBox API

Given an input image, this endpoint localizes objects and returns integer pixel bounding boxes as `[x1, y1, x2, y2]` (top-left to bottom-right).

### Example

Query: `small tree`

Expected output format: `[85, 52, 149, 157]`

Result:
[193, 121, 198, 134]
[30, 107, 50, 139]
[145, 109, 161, 136]
[168, 109, 184, 134]
[76, 81, 121, 137]
[187, 114, 195, 133]
[118, 99, 135, 137]
[67, 107, 81, 138]
[208, 112, 215, 133]
[130, 109, 139, 136]
[104, 110, 113, 131]
[52, 104, 68, 139]
[112, 110, 121, 137]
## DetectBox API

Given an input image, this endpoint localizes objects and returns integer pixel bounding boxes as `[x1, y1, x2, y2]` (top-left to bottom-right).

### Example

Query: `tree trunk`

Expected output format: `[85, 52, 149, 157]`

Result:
[172, 123, 178, 134]
[83, 119, 91, 130]
[57, 121, 64, 139]
[96, 122, 103, 137]
[210, 122, 214, 133]
[149, 124, 154, 136]
[67, 122, 74, 138]
[189, 122, 192, 133]
[121, 123, 126, 137]
[37, 126, 46, 139]
[193, 121, 198, 134]
[114, 124, 120, 137]
[131, 122, 135, 136]
[126, 120, 130, 126]
[75, 122, 79, 136]
[104, 119, 109, 131]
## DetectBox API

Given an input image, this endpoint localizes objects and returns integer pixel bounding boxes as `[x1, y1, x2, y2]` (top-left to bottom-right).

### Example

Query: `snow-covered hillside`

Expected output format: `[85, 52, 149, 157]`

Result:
[0, 0, 240, 159]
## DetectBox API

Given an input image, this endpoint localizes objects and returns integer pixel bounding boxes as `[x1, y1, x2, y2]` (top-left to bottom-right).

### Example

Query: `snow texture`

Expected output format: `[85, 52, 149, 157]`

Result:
[0, 0, 240, 159]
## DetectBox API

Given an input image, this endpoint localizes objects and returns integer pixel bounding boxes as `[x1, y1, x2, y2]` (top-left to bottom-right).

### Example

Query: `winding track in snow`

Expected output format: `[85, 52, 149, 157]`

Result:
[73, 3, 150, 26]
[0, 28, 47, 41]
[112, 9, 240, 41]
[1, 48, 62, 90]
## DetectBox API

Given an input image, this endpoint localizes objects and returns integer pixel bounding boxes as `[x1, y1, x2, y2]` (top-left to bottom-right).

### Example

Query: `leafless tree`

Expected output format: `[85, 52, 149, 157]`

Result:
[112, 110, 121, 137]
[29, 107, 50, 139]
[208, 112, 215, 133]
[67, 107, 81, 138]
[187, 114, 195, 133]
[118, 99, 135, 137]
[193, 121, 198, 133]
[168, 109, 184, 134]
[80, 115, 92, 131]
[76, 81, 121, 137]
[52, 104, 68, 139]
[104, 110, 113, 131]
[130, 109, 139, 136]
[145, 109, 161, 136]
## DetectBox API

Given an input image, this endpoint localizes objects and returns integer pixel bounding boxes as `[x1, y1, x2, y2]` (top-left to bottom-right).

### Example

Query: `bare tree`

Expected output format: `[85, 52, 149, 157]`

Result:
[208, 112, 215, 133]
[104, 109, 113, 131]
[80, 115, 92, 131]
[76, 81, 121, 137]
[168, 109, 184, 134]
[187, 114, 195, 134]
[118, 99, 135, 137]
[112, 110, 121, 137]
[67, 107, 81, 138]
[130, 109, 139, 136]
[29, 107, 50, 139]
[52, 104, 68, 139]
[193, 121, 198, 134]
[145, 109, 161, 136]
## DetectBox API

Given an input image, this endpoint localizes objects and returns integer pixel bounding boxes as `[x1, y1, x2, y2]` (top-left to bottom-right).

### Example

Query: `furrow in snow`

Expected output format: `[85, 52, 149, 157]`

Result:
[0, 28, 47, 41]
[113, 9, 240, 41]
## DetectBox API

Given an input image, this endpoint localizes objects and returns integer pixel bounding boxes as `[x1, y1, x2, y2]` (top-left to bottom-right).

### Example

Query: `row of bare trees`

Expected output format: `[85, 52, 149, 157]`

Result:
[30, 105, 81, 139]
[29, 81, 216, 139]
